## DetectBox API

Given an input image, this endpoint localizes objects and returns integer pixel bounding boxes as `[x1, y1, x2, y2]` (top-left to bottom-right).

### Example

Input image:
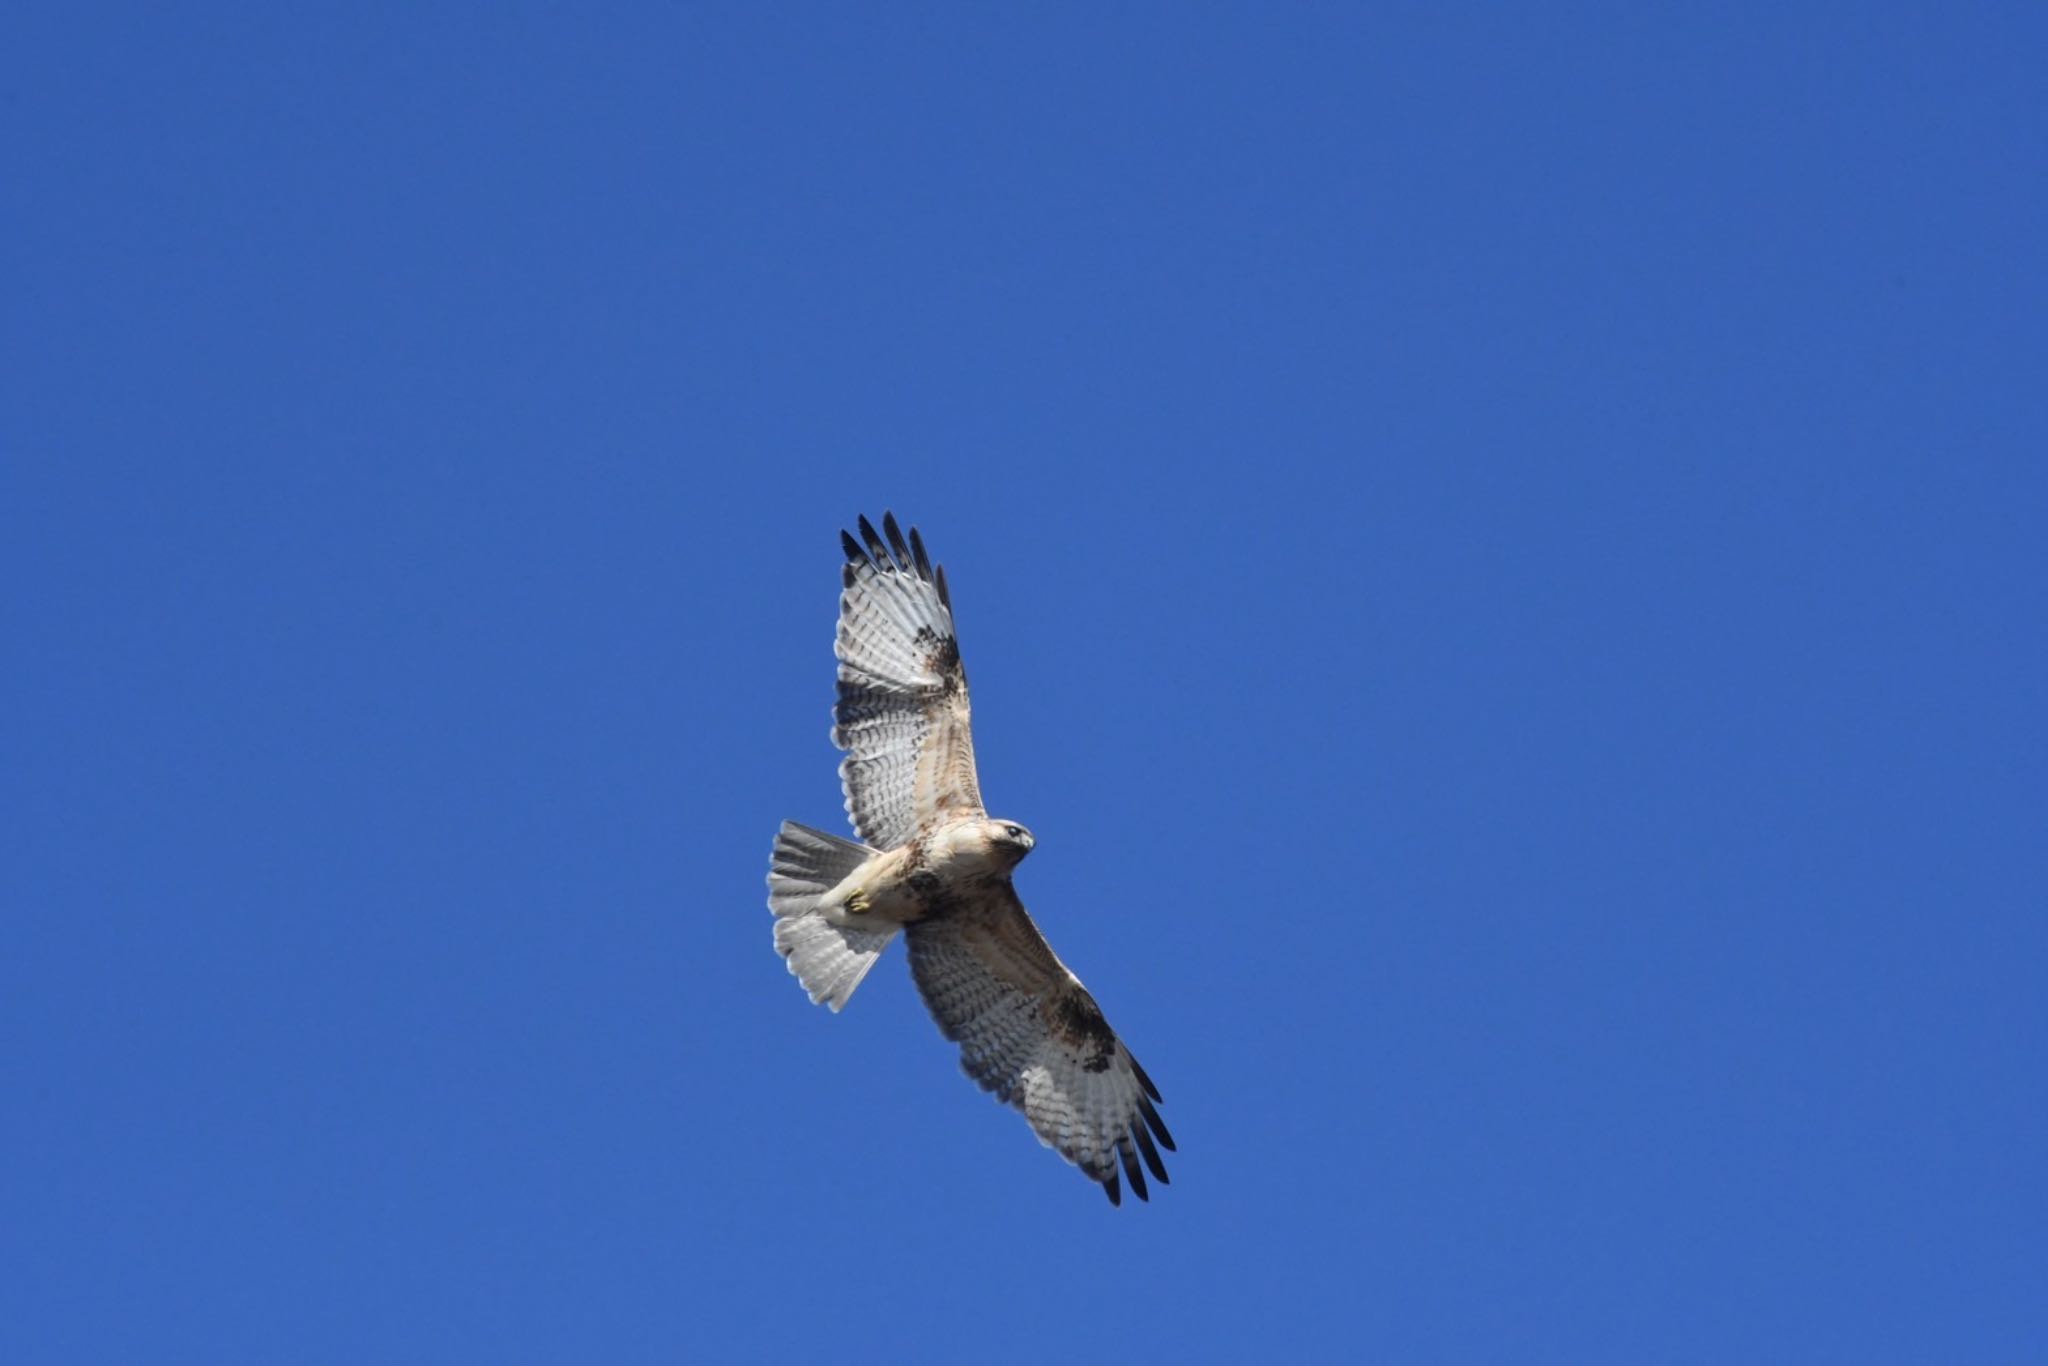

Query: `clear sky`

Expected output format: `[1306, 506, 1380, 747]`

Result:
[5, 4, 2044, 1362]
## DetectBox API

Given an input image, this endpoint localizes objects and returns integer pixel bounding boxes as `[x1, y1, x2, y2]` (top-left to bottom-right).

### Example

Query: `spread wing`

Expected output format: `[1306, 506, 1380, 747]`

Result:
[834, 513, 982, 849]
[905, 889, 1174, 1206]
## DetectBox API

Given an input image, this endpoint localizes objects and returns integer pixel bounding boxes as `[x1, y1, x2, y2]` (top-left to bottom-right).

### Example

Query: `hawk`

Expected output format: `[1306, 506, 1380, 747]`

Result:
[766, 513, 1174, 1205]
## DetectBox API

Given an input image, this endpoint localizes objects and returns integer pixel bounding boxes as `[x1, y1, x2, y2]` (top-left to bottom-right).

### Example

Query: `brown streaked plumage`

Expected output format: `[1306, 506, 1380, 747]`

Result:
[764, 513, 1174, 1205]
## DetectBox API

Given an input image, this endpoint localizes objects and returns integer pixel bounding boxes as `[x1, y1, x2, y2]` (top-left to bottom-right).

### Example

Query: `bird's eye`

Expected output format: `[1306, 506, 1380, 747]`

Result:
[1006, 825, 1023, 839]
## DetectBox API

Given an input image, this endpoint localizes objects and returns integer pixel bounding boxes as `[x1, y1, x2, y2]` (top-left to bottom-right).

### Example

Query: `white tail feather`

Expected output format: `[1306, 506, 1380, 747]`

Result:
[767, 821, 896, 1011]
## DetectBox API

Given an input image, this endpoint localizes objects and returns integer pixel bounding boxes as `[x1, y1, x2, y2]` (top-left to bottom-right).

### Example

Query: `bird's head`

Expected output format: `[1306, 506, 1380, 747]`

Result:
[984, 818, 1036, 867]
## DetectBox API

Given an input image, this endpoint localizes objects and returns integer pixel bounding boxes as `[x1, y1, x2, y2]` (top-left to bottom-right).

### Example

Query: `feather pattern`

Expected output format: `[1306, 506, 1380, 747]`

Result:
[834, 513, 982, 849]
[771, 515, 1174, 1206]
[765, 821, 896, 1011]
[905, 885, 1173, 1206]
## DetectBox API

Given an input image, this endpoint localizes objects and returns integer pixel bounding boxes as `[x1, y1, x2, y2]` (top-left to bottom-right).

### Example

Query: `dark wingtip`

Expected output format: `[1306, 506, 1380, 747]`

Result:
[1130, 1055, 1162, 1103]
[1132, 1119, 1170, 1185]
[1137, 1093, 1175, 1153]
[856, 514, 889, 564]
[908, 525, 932, 580]
[1118, 1134, 1149, 1202]
[840, 529, 867, 565]
[881, 511, 913, 570]
[935, 564, 952, 611]
[1103, 1169, 1122, 1207]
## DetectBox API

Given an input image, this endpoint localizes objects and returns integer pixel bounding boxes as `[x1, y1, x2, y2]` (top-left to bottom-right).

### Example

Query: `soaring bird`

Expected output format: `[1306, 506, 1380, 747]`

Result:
[766, 514, 1174, 1205]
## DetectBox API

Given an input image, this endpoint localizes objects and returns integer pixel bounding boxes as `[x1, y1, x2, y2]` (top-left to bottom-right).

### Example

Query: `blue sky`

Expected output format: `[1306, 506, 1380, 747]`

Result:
[4, 4, 2044, 1362]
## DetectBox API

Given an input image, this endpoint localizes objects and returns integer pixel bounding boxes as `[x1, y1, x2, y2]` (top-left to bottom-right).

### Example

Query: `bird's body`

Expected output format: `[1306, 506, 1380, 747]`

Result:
[765, 514, 1174, 1205]
[811, 818, 1029, 926]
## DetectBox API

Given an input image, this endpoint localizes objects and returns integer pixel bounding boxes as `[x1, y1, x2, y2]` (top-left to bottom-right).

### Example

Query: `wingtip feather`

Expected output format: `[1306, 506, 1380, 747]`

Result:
[1130, 1055, 1162, 1103]
[1136, 1093, 1175, 1153]
[881, 511, 912, 570]
[1117, 1133, 1149, 1202]
[857, 514, 889, 564]
[1132, 1119, 1170, 1184]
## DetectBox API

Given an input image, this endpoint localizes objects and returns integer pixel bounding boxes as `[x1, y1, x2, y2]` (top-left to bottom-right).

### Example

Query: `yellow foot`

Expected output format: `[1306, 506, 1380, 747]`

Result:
[844, 887, 871, 915]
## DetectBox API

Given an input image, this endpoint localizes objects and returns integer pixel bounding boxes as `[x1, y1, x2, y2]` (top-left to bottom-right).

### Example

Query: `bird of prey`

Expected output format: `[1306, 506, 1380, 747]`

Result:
[765, 513, 1174, 1205]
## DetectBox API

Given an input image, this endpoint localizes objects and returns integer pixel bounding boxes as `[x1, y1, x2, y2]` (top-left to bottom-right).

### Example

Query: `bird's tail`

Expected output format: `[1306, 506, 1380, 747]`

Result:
[767, 821, 897, 1012]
